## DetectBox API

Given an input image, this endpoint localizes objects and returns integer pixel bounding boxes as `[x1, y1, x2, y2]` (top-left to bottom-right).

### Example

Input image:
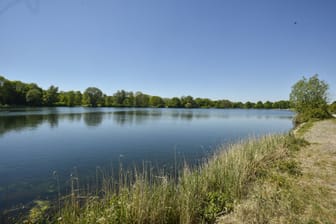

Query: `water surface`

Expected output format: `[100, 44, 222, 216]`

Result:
[0, 107, 294, 210]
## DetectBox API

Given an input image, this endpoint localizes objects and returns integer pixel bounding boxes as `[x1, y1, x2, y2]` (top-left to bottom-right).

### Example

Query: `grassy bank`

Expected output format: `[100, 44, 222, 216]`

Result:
[218, 119, 336, 224]
[23, 133, 309, 224]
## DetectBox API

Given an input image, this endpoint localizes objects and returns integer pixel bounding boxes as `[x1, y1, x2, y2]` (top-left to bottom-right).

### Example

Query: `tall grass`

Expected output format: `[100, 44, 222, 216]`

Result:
[30, 134, 298, 223]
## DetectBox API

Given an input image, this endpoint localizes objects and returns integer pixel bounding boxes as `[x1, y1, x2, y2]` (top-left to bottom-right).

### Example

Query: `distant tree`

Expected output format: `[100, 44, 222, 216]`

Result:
[0, 77, 15, 105]
[255, 101, 264, 109]
[135, 92, 150, 107]
[26, 88, 42, 106]
[113, 90, 126, 106]
[244, 101, 254, 109]
[12, 81, 28, 105]
[74, 91, 83, 105]
[123, 91, 135, 107]
[65, 91, 76, 106]
[167, 97, 182, 108]
[290, 75, 331, 124]
[83, 87, 103, 107]
[264, 101, 273, 109]
[195, 98, 213, 108]
[43, 85, 59, 106]
[181, 96, 196, 108]
[104, 95, 114, 107]
[215, 100, 232, 108]
[272, 100, 290, 109]
[233, 101, 244, 108]
[149, 96, 165, 108]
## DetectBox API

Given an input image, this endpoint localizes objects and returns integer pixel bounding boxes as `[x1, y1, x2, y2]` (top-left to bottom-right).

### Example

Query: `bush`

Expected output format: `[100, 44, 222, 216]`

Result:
[329, 101, 336, 114]
[290, 75, 331, 125]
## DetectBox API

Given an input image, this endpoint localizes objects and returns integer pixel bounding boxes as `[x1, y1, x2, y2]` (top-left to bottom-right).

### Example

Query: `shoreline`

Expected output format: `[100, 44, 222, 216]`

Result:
[3, 118, 336, 223]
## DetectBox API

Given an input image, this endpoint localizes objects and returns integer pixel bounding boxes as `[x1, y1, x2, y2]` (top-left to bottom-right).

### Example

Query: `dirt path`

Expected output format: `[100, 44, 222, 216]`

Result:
[296, 119, 336, 221]
[299, 119, 336, 192]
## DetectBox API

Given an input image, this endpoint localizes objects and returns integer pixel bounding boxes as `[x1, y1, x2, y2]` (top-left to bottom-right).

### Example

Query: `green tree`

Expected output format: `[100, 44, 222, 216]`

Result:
[135, 92, 150, 107]
[149, 96, 165, 108]
[167, 97, 182, 108]
[215, 100, 232, 108]
[83, 87, 103, 107]
[113, 90, 126, 106]
[272, 100, 290, 109]
[244, 101, 255, 109]
[181, 96, 196, 108]
[233, 101, 244, 108]
[26, 88, 42, 106]
[74, 91, 83, 105]
[264, 101, 273, 109]
[329, 101, 336, 114]
[254, 101, 264, 109]
[195, 98, 213, 108]
[43, 85, 59, 106]
[123, 91, 135, 107]
[290, 75, 331, 124]
[0, 76, 15, 105]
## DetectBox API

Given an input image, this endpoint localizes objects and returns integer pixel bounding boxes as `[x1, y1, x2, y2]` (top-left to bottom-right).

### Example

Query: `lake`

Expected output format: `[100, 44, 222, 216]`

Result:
[0, 107, 294, 212]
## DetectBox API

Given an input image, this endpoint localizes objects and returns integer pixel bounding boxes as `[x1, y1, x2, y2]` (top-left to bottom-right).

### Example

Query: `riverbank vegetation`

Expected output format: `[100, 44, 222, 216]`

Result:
[22, 119, 336, 224]
[0, 75, 290, 109]
[290, 75, 332, 125]
[21, 134, 307, 223]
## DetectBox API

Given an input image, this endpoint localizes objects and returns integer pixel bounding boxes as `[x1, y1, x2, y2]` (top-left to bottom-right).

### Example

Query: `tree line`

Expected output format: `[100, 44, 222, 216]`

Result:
[0, 75, 291, 109]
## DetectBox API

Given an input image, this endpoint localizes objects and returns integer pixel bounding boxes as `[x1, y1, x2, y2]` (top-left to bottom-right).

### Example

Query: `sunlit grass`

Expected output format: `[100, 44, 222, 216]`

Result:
[25, 134, 302, 224]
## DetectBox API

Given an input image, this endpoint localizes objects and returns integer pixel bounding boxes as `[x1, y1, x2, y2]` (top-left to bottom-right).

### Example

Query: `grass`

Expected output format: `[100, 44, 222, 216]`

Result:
[23, 133, 308, 224]
[218, 120, 336, 224]
[294, 120, 314, 137]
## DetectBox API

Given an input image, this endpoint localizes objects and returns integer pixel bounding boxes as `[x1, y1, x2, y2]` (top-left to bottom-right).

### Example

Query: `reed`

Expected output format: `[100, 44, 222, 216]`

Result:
[28, 134, 301, 223]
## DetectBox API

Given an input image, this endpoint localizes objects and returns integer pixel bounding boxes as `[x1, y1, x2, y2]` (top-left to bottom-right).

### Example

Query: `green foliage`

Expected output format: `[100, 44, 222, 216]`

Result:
[26, 88, 43, 106]
[203, 191, 233, 222]
[290, 75, 331, 124]
[83, 87, 103, 107]
[135, 91, 150, 107]
[167, 97, 181, 108]
[277, 159, 302, 176]
[244, 101, 255, 109]
[42, 134, 300, 224]
[149, 95, 165, 108]
[255, 101, 264, 109]
[264, 101, 273, 109]
[329, 101, 336, 114]
[181, 95, 197, 108]
[215, 99, 232, 108]
[0, 75, 291, 109]
[43, 85, 59, 106]
[27, 200, 50, 223]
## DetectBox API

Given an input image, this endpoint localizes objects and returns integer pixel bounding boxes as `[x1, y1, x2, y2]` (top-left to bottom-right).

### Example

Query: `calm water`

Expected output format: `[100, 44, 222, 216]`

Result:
[0, 107, 294, 211]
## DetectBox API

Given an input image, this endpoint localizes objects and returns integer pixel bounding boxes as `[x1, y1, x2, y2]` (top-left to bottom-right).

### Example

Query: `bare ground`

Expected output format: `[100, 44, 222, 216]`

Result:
[296, 119, 336, 221]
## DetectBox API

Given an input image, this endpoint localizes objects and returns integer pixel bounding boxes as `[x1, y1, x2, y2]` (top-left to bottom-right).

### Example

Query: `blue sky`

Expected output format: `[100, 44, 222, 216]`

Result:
[1, 0, 336, 102]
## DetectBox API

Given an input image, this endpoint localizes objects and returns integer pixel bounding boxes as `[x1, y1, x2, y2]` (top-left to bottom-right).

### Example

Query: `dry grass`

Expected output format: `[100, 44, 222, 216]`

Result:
[25, 134, 299, 224]
[218, 119, 336, 224]
[24, 119, 336, 223]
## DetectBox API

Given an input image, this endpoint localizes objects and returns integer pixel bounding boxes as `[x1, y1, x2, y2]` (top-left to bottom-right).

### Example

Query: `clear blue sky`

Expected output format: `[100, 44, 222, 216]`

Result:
[1, 0, 336, 102]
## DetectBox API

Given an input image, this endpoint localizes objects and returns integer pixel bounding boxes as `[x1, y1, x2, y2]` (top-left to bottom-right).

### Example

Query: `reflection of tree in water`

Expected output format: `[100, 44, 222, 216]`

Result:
[46, 114, 58, 128]
[180, 111, 194, 120]
[67, 113, 82, 122]
[113, 110, 165, 126]
[113, 111, 134, 126]
[83, 113, 103, 127]
[170, 110, 211, 121]
[0, 115, 43, 135]
[0, 113, 84, 136]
